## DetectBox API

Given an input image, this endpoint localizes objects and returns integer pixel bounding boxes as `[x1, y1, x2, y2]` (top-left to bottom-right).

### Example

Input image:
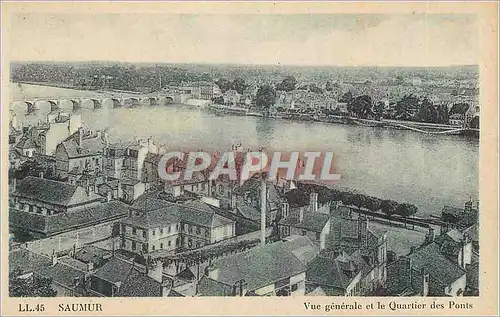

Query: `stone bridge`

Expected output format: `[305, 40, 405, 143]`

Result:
[10, 93, 177, 114]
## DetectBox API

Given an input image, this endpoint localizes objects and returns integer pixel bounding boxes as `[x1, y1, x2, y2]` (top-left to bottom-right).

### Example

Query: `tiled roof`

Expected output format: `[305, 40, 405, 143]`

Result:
[9, 248, 51, 274]
[208, 241, 306, 292]
[60, 132, 105, 158]
[10, 200, 129, 235]
[441, 205, 463, 216]
[282, 236, 320, 266]
[408, 242, 466, 286]
[294, 213, 330, 233]
[38, 262, 86, 290]
[197, 276, 233, 296]
[123, 200, 234, 230]
[306, 255, 358, 290]
[92, 257, 169, 297]
[12, 176, 102, 207]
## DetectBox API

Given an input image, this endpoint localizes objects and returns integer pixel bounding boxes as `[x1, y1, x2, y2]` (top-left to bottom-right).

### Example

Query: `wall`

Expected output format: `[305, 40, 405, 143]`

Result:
[320, 219, 330, 250]
[45, 122, 70, 156]
[445, 274, 467, 297]
[25, 220, 116, 255]
[289, 272, 306, 296]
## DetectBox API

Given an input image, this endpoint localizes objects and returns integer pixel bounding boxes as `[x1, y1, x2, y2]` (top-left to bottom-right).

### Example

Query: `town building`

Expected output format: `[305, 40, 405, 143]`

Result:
[119, 197, 235, 255]
[278, 193, 331, 250]
[89, 256, 179, 297]
[223, 89, 242, 106]
[197, 240, 307, 296]
[386, 242, 466, 296]
[9, 176, 128, 238]
[55, 128, 107, 179]
[326, 205, 388, 293]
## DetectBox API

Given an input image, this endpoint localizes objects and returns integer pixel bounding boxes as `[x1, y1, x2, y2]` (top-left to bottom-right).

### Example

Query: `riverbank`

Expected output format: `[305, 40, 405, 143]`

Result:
[203, 103, 479, 137]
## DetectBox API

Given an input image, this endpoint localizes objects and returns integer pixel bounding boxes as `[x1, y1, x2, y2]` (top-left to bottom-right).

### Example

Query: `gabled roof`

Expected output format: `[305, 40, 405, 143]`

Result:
[408, 242, 466, 286]
[122, 200, 234, 230]
[294, 213, 330, 233]
[38, 262, 86, 291]
[208, 241, 306, 292]
[282, 235, 320, 266]
[306, 255, 359, 290]
[59, 132, 105, 158]
[9, 248, 51, 274]
[197, 276, 233, 296]
[12, 176, 102, 207]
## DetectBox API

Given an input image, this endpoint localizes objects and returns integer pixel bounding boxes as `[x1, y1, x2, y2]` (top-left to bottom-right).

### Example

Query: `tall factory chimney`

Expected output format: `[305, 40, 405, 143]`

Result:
[260, 175, 267, 246]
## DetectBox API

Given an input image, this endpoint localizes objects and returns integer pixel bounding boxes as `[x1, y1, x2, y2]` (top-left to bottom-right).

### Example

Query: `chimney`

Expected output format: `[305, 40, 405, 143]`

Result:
[299, 207, 304, 223]
[409, 246, 416, 254]
[148, 260, 164, 283]
[39, 171, 44, 179]
[421, 267, 429, 297]
[112, 239, 115, 258]
[12, 178, 17, 192]
[51, 250, 58, 266]
[310, 193, 318, 213]
[77, 127, 83, 146]
[426, 227, 435, 243]
[358, 215, 368, 248]
[87, 261, 95, 273]
[106, 190, 112, 202]
[260, 177, 267, 246]
[281, 202, 290, 219]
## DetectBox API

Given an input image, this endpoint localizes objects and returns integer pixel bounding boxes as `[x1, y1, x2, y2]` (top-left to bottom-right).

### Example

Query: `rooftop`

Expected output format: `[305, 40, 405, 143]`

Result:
[12, 176, 102, 207]
[208, 240, 306, 292]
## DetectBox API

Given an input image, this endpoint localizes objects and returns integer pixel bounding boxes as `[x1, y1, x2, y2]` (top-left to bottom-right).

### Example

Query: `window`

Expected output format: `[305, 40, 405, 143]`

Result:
[142, 244, 147, 252]
[424, 275, 429, 283]
[168, 226, 171, 233]
[205, 229, 209, 238]
[196, 227, 201, 235]
[132, 241, 136, 250]
[197, 242, 201, 248]
[121, 238, 126, 247]
[188, 239, 193, 248]
[301, 230, 307, 236]
[201, 183, 206, 191]
[142, 230, 146, 238]
[160, 228, 163, 235]
[189, 225, 193, 234]
[152, 245, 156, 251]
[316, 232, 321, 240]
[168, 240, 171, 247]
[291, 283, 298, 292]
[29, 205, 33, 213]
[152, 229, 156, 236]
[160, 243, 163, 249]
[176, 238, 179, 246]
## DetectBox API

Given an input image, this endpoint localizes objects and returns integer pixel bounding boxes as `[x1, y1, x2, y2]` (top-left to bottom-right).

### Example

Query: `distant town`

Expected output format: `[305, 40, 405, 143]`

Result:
[8, 62, 479, 298]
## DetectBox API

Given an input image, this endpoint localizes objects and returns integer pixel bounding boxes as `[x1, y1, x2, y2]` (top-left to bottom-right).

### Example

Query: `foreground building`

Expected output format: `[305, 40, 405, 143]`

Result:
[197, 239, 307, 296]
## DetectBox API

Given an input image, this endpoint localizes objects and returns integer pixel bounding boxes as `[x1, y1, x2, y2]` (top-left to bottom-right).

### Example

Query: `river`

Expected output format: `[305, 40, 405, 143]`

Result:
[10, 83, 479, 217]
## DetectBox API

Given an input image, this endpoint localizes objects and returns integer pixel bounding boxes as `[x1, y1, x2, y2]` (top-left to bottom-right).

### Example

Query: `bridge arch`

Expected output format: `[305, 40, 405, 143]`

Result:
[165, 96, 174, 104]
[123, 97, 140, 108]
[101, 98, 122, 109]
[80, 99, 102, 109]
[141, 97, 158, 106]
[47, 100, 59, 112]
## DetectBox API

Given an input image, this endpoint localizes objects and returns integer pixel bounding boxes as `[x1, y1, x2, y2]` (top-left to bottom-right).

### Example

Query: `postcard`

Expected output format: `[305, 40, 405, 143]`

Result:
[1, 1, 498, 316]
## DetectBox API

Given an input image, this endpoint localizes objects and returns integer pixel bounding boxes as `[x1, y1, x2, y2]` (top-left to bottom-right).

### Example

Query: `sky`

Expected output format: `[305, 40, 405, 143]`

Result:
[8, 13, 478, 67]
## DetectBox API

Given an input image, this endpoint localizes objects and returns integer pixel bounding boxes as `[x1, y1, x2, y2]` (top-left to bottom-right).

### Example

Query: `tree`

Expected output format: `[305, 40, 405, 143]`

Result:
[352, 194, 366, 211]
[340, 191, 354, 206]
[347, 95, 373, 118]
[469, 116, 480, 129]
[9, 268, 57, 297]
[395, 203, 418, 228]
[276, 76, 297, 92]
[380, 200, 398, 216]
[373, 101, 385, 120]
[449, 103, 470, 116]
[255, 85, 276, 116]
[232, 78, 247, 94]
[416, 98, 440, 123]
[216, 78, 232, 93]
[395, 94, 420, 121]
[339, 91, 353, 103]
[364, 196, 382, 213]
[212, 95, 224, 105]
[325, 80, 334, 92]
